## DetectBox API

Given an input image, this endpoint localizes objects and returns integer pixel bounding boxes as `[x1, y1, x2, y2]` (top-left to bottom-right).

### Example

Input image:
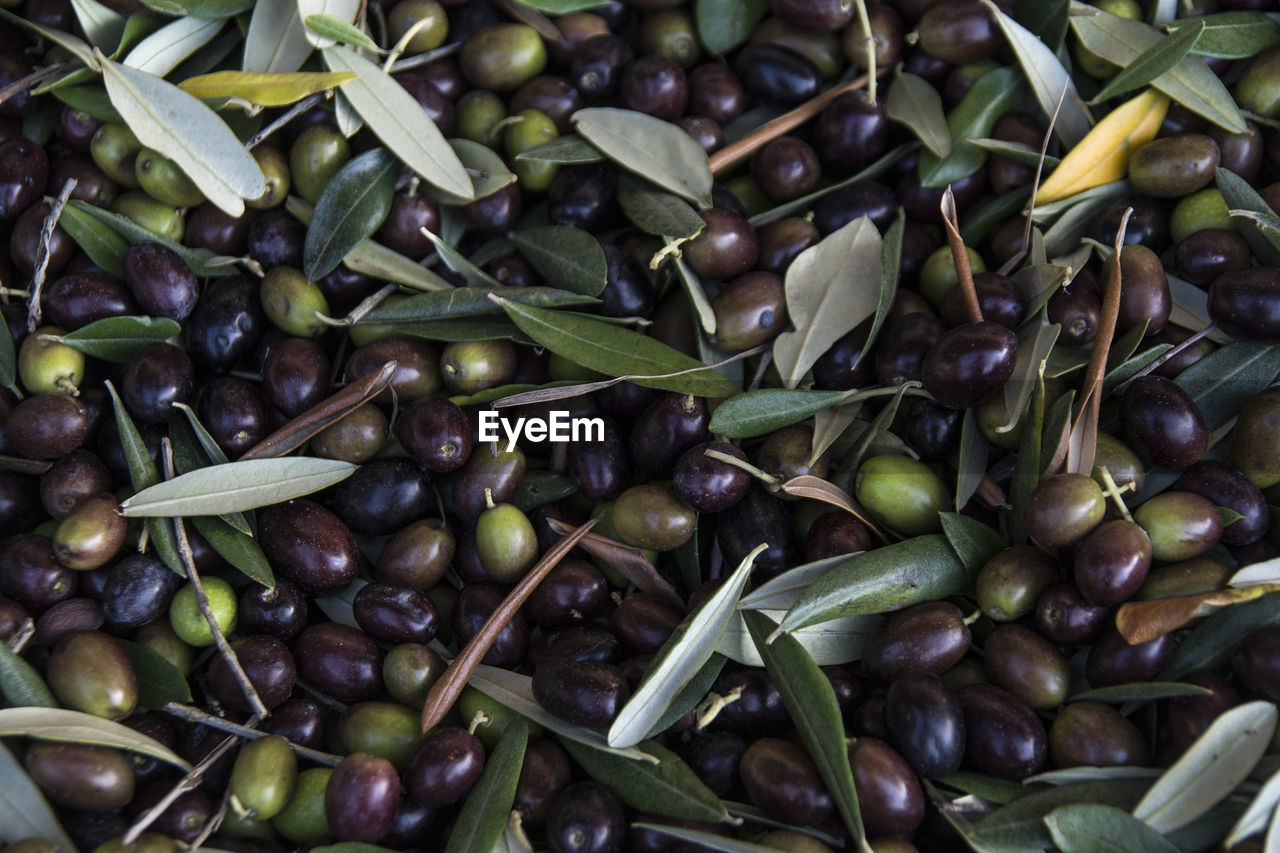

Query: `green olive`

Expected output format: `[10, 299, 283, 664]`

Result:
[135, 148, 205, 207]
[854, 454, 948, 536]
[169, 576, 238, 647]
[230, 735, 297, 820]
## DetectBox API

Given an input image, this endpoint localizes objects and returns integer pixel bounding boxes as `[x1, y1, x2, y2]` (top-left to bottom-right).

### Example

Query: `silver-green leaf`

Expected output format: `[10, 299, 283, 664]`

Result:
[297, 0, 361, 48]
[0, 742, 75, 852]
[120, 457, 358, 517]
[303, 147, 398, 281]
[243, 0, 311, 73]
[70, 0, 126, 51]
[123, 14, 223, 77]
[1046, 804, 1180, 853]
[508, 226, 608, 297]
[573, 107, 714, 207]
[885, 71, 951, 158]
[0, 707, 192, 770]
[306, 12, 377, 51]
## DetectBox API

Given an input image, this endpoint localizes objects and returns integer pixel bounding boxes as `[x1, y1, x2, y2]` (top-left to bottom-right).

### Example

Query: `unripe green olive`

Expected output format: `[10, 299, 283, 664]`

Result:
[459, 23, 547, 92]
[248, 144, 291, 210]
[611, 483, 696, 551]
[271, 767, 333, 845]
[52, 493, 126, 570]
[855, 454, 947, 536]
[389, 0, 448, 54]
[919, 244, 987, 307]
[475, 496, 539, 583]
[111, 191, 184, 243]
[504, 108, 560, 192]
[260, 266, 331, 338]
[230, 735, 297, 820]
[290, 124, 351, 204]
[90, 123, 143, 188]
[135, 148, 205, 207]
[456, 89, 509, 144]
[18, 326, 84, 395]
[169, 575, 238, 647]
[46, 630, 138, 720]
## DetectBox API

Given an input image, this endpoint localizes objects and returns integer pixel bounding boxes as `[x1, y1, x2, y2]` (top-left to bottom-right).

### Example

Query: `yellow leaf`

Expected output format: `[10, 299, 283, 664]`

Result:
[1035, 88, 1170, 204]
[178, 71, 356, 107]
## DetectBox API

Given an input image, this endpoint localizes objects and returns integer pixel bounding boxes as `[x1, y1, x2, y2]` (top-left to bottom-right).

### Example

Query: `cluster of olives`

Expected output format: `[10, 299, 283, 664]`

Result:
[3, 0, 1280, 851]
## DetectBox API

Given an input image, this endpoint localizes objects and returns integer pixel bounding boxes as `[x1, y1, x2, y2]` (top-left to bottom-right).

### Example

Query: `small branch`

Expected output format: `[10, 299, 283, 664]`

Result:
[160, 702, 342, 767]
[245, 92, 326, 151]
[940, 186, 982, 324]
[123, 731, 241, 844]
[27, 179, 77, 333]
[0, 62, 72, 108]
[1112, 322, 1218, 397]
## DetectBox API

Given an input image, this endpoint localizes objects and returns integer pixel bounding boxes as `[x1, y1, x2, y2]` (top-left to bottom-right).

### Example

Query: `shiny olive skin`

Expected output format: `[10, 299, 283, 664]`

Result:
[7, 392, 90, 460]
[682, 208, 759, 282]
[740, 738, 834, 826]
[921, 321, 1018, 409]
[1086, 627, 1174, 688]
[207, 634, 296, 712]
[405, 727, 485, 807]
[123, 241, 199, 322]
[229, 734, 297, 821]
[1232, 387, 1280, 487]
[712, 271, 788, 351]
[679, 731, 747, 797]
[982, 623, 1071, 711]
[313, 402, 389, 464]
[337, 702, 423, 772]
[1026, 473, 1106, 550]
[567, 415, 629, 501]
[1176, 228, 1251, 287]
[239, 577, 308, 643]
[259, 500, 359, 595]
[975, 547, 1059, 622]
[673, 441, 751, 512]
[611, 484, 695, 551]
[1035, 583, 1108, 646]
[864, 602, 971, 682]
[121, 342, 193, 424]
[610, 592, 684, 654]
[1168, 671, 1240, 751]
[1133, 491, 1223, 562]
[0, 533, 77, 611]
[324, 753, 401, 843]
[883, 673, 966, 779]
[332, 458, 433, 536]
[1073, 520, 1153, 607]
[47, 630, 137, 720]
[717, 486, 799, 580]
[917, 0, 998, 64]
[733, 43, 821, 106]
[956, 683, 1047, 780]
[377, 518, 454, 592]
[546, 782, 626, 853]
[292, 623, 383, 703]
[383, 643, 446, 708]
[848, 737, 924, 837]
[523, 558, 610, 627]
[629, 392, 709, 478]
[44, 272, 137, 331]
[453, 582, 529, 667]
[52, 492, 125, 570]
[196, 376, 267, 457]
[0, 137, 48, 217]
[532, 660, 630, 728]
[185, 276, 266, 373]
[527, 625, 622, 671]
[1128, 134, 1220, 198]
[353, 581, 439, 645]
[515, 739, 573, 825]
[1208, 267, 1280, 340]
[26, 742, 134, 812]
[1049, 701, 1150, 768]
[100, 553, 181, 632]
[261, 337, 329, 417]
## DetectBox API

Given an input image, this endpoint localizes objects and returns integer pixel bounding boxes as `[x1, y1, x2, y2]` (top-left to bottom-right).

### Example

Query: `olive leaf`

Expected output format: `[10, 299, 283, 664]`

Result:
[719, 610, 878, 667]
[1229, 556, 1280, 589]
[616, 174, 706, 240]
[642, 654, 726, 740]
[780, 534, 968, 632]
[772, 215, 883, 388]
[0, 708, 192, 770]
[1174, 341, 1280, 431]
[49, 84, 121, 122]
[573, 107, 714, 208]
[1226, 761, 1280, 847]
[123, 14, 223, 77]
[57, 316, 181, 363]
[1167, 11, 1280, 59]
[630, 824, 785, 853]
[467, 665, 657, 762]
[998, 320, 1059, 433]
[0, 742, 75, 852]
[673, 255, 717, 335]
[0, 641, 57, 708]
[323, 45, 473, 200]
[885, 71, 950, 159]
[544, 518, 682, 606]
[968, 139, 1061, 168]
[980, 0, 1091, 148]
[303, 147, 398, 281]
[420, 227, 502, 288]
[954, 409, 989, 512]
[179, 70, 355, 106]
[1069, 1, 1246, 133]
[508, 226, 608, 297]
[497, 298, 740, 397]
[1134, 701, 1277, 833]
[306, 13, 377, 50]
[1068, 682, 1213, 704]
[561, 738, 730, 823]
[1026, 767, 1162, 786]
[100, 56, 266, 217]
[67, 199, 232, 277]
[360, 287, 596, 323]
[1046, 804, 1180, 853]
[57, 198, 127, 275]
[514, 134, 604, 165]
[0, 9, 99, 69]
[191, 515, 275, 588]
[513, 470, 578, 513]
[938, 771, 1032, 805]
[609, 543, 766, 748]
[1012, 0, 1069, 50]
[1117, 585, 1280, 645]
[70, 0, 125, 51]
[243, 0, 311, 73]
[1217, 167, 1280, 267]
[939, 512, 1005, 576]
[695, 0, 768, 55]
[446, 719, 528, 853]
[739, 556, 851, 611]
[428, 139, 516, 205]
[722, 802, 847, 846]
[140, 0, 254, 14]
[509, 0, 613, 12]
[708, 389, 848, 438]
[917, 66, 1023, 188]
[1091, 18, 1204, 105]
[120, 457, 358, 517]
[1037, 92, 1167, 206]
[297, 0, 360, 48]
[972, 780, 1152, 849]
[116, 639, 192, 707]
[1161, 590, 1280, 681]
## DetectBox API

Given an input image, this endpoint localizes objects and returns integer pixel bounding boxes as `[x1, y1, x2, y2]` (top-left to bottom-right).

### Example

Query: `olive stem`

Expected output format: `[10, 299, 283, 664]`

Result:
[852, 0, 877, 104]
[0, 61, 71, 108]
[161, 439, 271, 721]
[694, 687, 743, 731]
[26, 178, 77, 333]
[1096, 466, 1135, 524]
[5, 617, 33, 655]
[483, 486, 496, 511]
[123, 730, 242, 845]
[939, 186, 983, 325]
[703, 448, 778, 486]
[382, 16, 436, 71]
[1111, 322, 1219, 397]
[161, 702, 343, 766]
[467, 709, 493, 735]
[708, 71, 873, 175]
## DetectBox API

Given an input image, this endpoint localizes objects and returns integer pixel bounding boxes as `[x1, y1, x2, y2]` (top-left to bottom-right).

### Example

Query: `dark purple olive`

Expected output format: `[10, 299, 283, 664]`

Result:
[673, 441, 750, 512]
[453, 582, 528, 667]
[546, 782, 626, 853]
[883, 673, 966, 779]
[207, 634, 296, 712]
[1209, 267, 1280, 340]
[404, 727, 485, 807]
[1123, 375, 1208, 469]
[123, 241, 199, 321]
[532, 660, 630, 728]
[921, 320, 1018, 409]
[291, 623, 382, 703]
[259, 500, 359, 595]
[325, 752, 401, 842]
[352, 580, 439, 644]
[956, 683, 1047, 780]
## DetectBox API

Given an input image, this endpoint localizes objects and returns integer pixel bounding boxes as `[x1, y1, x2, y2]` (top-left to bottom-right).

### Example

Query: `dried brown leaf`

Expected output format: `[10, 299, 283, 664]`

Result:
[1115, 584, 1280, 645]
[546, 517, 683, 607]
[777, 475, 886, 543]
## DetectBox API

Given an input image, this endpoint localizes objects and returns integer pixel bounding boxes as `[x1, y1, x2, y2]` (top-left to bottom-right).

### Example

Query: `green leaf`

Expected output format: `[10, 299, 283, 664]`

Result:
[1092, 18, 1204, 104]
[629, 825, 786, 853]
[561, 738, 730, 823]
[1217, 167, 1280, 267]
[306, 13, 377, 50]
[939, 771, 1034, 805]
[446, 719, 528, 853]
[1013, 0, 1069, 50]
[57, 198, 128, 275]
[58, 316, 180, 363]
[242, 0, 311, 73]
[0, 642, 57, 708]
[359, 287, 596, 324]
[508, 226, 608, 297]
[780, 535, 968, 632]
[1046, 804, 1180, 853]
[298, 0, 360, 48]
[1167, 11, 1280, 59]
[389, 318, 532, 343]
[116, 639, 192, 707]
[917, 66, 1023, 188]
[673, 254, 716, 336]
[49, 85, 121, 122]
[498, 299, 739, 397]
[1069, 2, 1246, 133]
[323, 46, 473, 200]
[510, 0, 613, 11]
[720, 610, 878, 667]
[616, 174, 706, 239]
[968, 139, 1061, 169]
[70, 0, 126, 51]
[191, 515, 275, 588]
[708, 389, 847, 439]
[122, 14, 224, 77]
[420, 227, 501, 288]
[1069, 682, 1212, 704]
[939, 512, 1005, 576]
[744, 611, 866, 844]
[1174, 341, 1280, 431]
[100, 56, 266, 217]
[139, 0, 253, 15]
[303, 147, 398, 281]
[772, 215, 883, 387]
[954, 408, 988, 511]
[610, 543, 764, 748]
[512, 470, 578, 513]
[0, 9, 98, 69]
[573, 107, 713, 207]
[980, 0, 1091, 147]
[66, 199, 232, 277]
[972, 780, 1152, 848]
[121, 457, 358, 517]
[433, 138, 517, 205]
[514, 133, 603, 165]
[0, 707, 192, 770]
[695, 0, 768, 55]
[1134, 700, 1277, 833]
[642, 654, 726, 740]
[885, 71, 950, 158]
[1161, 591, 1280, 680]
[0, 742, 76, 852]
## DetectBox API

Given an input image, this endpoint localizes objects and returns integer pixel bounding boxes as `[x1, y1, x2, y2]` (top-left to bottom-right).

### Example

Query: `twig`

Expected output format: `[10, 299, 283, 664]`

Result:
[161, 702, 342, 767]
[244, 92, 327, 150]
[26, 179, 77, 333]
[747, 349, 772, 392]
[852, 0, 877, 104]
[161, 439, 270, 720]
[999, 79, 1069, 277]
[940, 187, 981, 323]
[123, 731, 241, 844]
[1112, 322, 1218, 396]
[0, 62, 71, 107]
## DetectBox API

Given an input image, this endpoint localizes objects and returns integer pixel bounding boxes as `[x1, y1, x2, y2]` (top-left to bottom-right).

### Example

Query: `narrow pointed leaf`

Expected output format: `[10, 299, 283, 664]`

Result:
[359, 287, 596, 324]
[673, 255, 716, 335]
[71, 0, 126, 51]
[1160, 591, 1280, 681]
[297, 0, 360, 47]
[1134, 701, 1277, 833]
[744, 610, 865, 844]
[708, 389, 847, 438]
[1000, 321, 1059, 432]
[509, 0, 613, 11]
[630, 824, 787, 853]
[772, 215, 882, 387]
[642, 654, 726, 740]
[100, 57, 265, 216]
[0, 642, 57, 707]
[609, 544, 765, 748]
[780, 535, 967, 632]
[179, 70, 355, 106]
[885, 71, 950, 158]
[306, 13, 377, 50]
[972, 780, 1152, 849]
[740, 557, 851, 611]
[446, 719, 528, 853]
[616, 174, 706, 239]
[420, 227, 501, 287]
[0, 708, 192, 769]
[1217, 167, 1280, 266]
[1069, 682, 1212, 704]
[1013, 0, 1069, 50]
[1230, 556, 1280, 588]
[57, 199, 128, 276]
[66, 199, 232, 276]
[303, 147, 398, 281]
[191, 515, 274, 588]
[1174, 341, 1280, 431]
[1046, 804, 1180, 853]
[116, 639, 192, 707]
[1167, 11, 1280, 59]
[0, 742, 76, 852]
[514, 134, 603, 165]
[123, 14, 223, 76]
[1092, 18, 1204, 104]
[426, 138, 516, 205]
[980, 0, 1091, 147]
[1117, 585, 1280, 645]
[954, 408, 988, 511]
[243, 0, 311, 73]
[59, 316, 181, 362]
[49, 85, 121, 122]
[695, 0, 768, 55]
[916, 66, 1023, 188]
[1227, 762, 1280, 847]
[498, 298, 739, 397]
[720, 610, 879, 667]
[561, 738, 729, 823]
[323, 46, 473, 199]
[508, 226, 608, 297]
[139, 0, 254, 14]
[121, 457, 357, 517]
[939, 512, 1006, 575]
[573, 107, 713, 207]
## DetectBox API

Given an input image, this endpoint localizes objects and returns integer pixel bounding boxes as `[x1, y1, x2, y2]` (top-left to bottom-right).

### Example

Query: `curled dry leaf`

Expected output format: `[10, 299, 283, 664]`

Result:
[546, 517, 683, 607]
[777, 474, 886, 543]
[1115, 584, 1280, 645]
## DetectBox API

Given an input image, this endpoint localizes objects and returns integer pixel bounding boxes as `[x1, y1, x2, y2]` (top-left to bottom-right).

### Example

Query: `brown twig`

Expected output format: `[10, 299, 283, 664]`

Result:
[27, 179, 77, 333]
[709, 72, 873, 175]
[123, 731, 241, 844]
[421, 517, 599, 732]
[940, 186, 982, 324]
[0, 61, 71, 107]
[161, 702, 342, 767]
[545, 517, 684, 607]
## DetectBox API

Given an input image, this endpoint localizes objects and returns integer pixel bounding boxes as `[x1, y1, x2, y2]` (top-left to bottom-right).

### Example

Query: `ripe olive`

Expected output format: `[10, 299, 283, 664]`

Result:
[532, 660, 630, 728]
[405, 727, 485, 807]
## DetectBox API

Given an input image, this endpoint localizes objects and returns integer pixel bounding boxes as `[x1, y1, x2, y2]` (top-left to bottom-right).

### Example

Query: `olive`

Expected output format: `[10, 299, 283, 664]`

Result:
[546, 781, 627, 853]
[864, 602, 970, 682]
[238, 577, 308, 643]
[1026, 473, 1106, 550]
[388, 0, 448, 53]
[547, 163, 618, 233]
[975, 547, 1059, 622]
[26, 742, 134, 812]
[848, 737, 924, 837]
[1073, 519, 1153, 606]
[759, 216, 821, 275]
[679, 731, 746, 798]
[739, 737, 833, 826]
[733, 43, 821, 106]
[476, 498, 539, 582]
[121, 342, 194, 424]
[956, 683, 1047, 780]
[1139, 557, 1232, 600]
[405, 727, 485, 807]
[259, 500, 359, 595]
[533, 660, 630, 728]
[1133, 491, 1223, 562]
[516, 739, 572, 824]
[272, 766, 333, 845]
[528, 624, 622, 670]
[336, 699, 424, 775]
[453, 442, 527, 525]
[1232, 386, 1280, 487]
[1209, 267, 1280, 341]
[1102, 244, 1172, 335]
[440, 339, 516, 394]
[610, 591, 685, 654]
[453, 582, 529, 667]
[1233, 626, 1280, 702]
[982, 623, 1071, 711]
[52, 493, 125, 570]
[89, 124, 141, 189]
[1085, 626, 1174, 687]
[711, 669, 792, 735]
[1234, 43, 1280, 118]
[135, 148, 203, 207]
[875, 312, 946, 386]
[916, 0, 998, 64]
[921, 320, 1019, 409]
[815, 90, 889, 175]
[260, 697, 327, 752]
[377, 518, 454, 592]
[682, 208, 759, 281]
[46, 630, 137, 720]
[524, 558, 610, 627]
[630, 392, 709, 478]
[289, 124, 349, 204]
[169, 575, 237, 647]
[292, 622, 382, 703]
[1047, 280, 1101, 346]
[229, 735, 296, 820]
[186, 203, 250, 256]
[805, 510, 873, 561]
[261, 337, 329, 417]
[1128, 134, 1220, 198]
[248, 207, 305, 268]
[1176, 228, 1251, 287]
[619, 55, 688, 121]
[43, 272, 135, 332]
[383, 642, 446, 708]
[572, 33, 633, 97]
[185, 276, 266, 373]
[673, 441, 750, 512]
[18, 326, 84, 396]
[883, 673, 966, 779]
[259, 266, 329, 338]
[35, 598, 104, 648]
[460, 23, 547, 91]
[855, 454, 948, 536]
[313, 402, 389, 464]
[1168, 671, 1239, 751]
[331, 457, 433, 536]
[1049, 701, 1150, 767]
[597, 242, 655, 319]
[718, 486, 799, 580]
[207, 634, 297, 712]
[567, 415, 629, 501]
[611, 483, 695, 551]
[325, 753, 401, 843]
[711, 271, 788, 351]
[353, 581, 439, 645]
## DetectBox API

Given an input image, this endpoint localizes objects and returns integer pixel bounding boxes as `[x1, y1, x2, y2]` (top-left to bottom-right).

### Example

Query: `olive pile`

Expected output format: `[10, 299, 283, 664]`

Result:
[2, 0, 1280, 851]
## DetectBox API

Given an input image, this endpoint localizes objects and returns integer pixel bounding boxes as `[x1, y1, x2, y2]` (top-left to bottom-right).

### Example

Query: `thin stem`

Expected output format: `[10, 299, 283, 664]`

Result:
[27, 179, 78, 334]
[123, 731, 241, 844]
[852, 0, 877, 104]
[0, 62, 71, 107]
[161, 702, 343, 767]
[703, 448, 779, 485]
[245, 92, 327, 150]
[940, 186, 982, 324]
[1097, 466, 1135, 524]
